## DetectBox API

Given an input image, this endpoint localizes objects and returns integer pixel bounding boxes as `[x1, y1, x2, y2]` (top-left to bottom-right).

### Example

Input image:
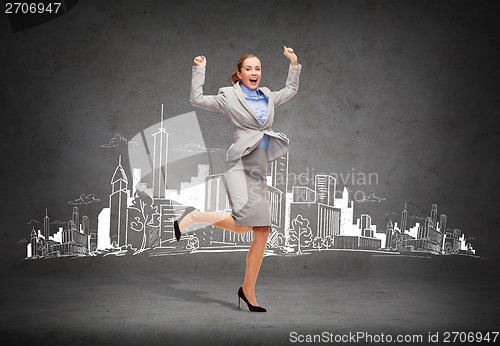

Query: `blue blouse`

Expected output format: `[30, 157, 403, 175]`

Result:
[240, 83, 269, 150]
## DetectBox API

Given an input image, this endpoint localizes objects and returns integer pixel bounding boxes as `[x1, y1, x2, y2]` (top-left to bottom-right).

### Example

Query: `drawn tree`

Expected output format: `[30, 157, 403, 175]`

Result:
[444, 242, 453, 255]
[323, 235, 333, 250]
[312, 236, 323, 251]
[288, 215, 313, 254]
[129, 190, 161, 250]
[186, 236, 200, 252]
[392, 230, 402, 250]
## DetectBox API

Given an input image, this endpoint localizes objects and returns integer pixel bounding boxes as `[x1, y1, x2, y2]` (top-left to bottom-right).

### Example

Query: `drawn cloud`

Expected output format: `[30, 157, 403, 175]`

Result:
[289, 172, 314, 183]
[17, 238, 28, 244]
[26, 219, 40, 224]
[68, 194, 101, 205]
[409, 215, 426, 221]
[384, 211, 398, 216]
[51, 220, 67, 225]
[172, 143, 224, 153]
[101, 134, 138, 148]
[360, 193, 386, 202]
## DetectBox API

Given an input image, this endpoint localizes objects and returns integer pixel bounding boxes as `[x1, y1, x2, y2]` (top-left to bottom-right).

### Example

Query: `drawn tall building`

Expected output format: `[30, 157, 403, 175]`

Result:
[407, 204, 444, 253]
[206, 174, 229, 212]
[268, 133, 290, 238]
[72, 206, 79, 233]
[109, 155, 129, 247]
[97, 207, 111, 250]
[400, 203, 408, 235]
[132, 168, 141, 189]
[152, 105, 169, 198]
[360, 214, 373, 237]
[89, 230, 98, 251]
[338, 186, 355, 235]
[82, 215, 90, 235]
[385, 219, 394, 249]
[30, 227, 37, 258]
[317, 204, 340, 238]
[203, 173, 232, 244]
[290, 174, 341, 241]
[293, 186, 316, 203]
[315, 174, 336, 206]
[439, 213, 447, 252]
[430, 203, 438, 228]
[43, 209, 50, 240]
[439, 214, 447, 233]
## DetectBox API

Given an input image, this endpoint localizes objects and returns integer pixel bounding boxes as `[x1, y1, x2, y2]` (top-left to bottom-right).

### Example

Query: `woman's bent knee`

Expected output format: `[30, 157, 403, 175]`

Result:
[253, 226, 270, 237]
[236, 225, 253, 233]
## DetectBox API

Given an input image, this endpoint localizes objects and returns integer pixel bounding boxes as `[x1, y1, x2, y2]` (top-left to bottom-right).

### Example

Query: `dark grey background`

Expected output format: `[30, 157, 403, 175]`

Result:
[1, 1, 500, 343]
[1, 0, 499, 260]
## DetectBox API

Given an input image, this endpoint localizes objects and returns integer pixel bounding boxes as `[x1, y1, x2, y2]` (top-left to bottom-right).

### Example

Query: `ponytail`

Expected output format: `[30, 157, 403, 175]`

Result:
[231, 71, 240, 85]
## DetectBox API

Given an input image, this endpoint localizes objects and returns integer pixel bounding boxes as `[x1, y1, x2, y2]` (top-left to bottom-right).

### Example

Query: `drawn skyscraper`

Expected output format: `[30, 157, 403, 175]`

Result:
[132, 168, 142, 195]
[72, 206, 79, 233]
[400, 203, 408, 234]
[268, 133, 289, 236]
[339, 186, 355, 235]
[315, 175, 336, 206]
[410, 203, 444, 253]
[152, 104, 169, 198]
[439, 214, 447, 251]
[385, 219, 394, 248]
[43, 209, 50, 240]
[97, 207, 111, 250]
[206, 174, 229, 212]
[360, 214, 373, 237]
[82, 215, 90, 235]
[430, 203, 438, 228]
[110, 155, 129, 247]
[439, 214, 447, 233]
[30, 227, 37, 258]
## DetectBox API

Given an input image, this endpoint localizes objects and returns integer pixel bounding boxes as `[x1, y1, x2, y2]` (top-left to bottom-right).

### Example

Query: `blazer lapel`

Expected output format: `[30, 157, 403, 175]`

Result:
[259, 87, 273, 128]
[233, 82, 261, 125]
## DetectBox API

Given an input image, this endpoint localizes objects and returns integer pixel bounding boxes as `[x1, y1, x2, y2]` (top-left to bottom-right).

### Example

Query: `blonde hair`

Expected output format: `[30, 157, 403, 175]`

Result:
[231, 54, 258, 85]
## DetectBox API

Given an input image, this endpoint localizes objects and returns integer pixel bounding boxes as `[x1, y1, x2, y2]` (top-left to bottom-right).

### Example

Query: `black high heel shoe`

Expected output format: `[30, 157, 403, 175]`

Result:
[174, 207, 197, 241]
[237, 287, 267, 312]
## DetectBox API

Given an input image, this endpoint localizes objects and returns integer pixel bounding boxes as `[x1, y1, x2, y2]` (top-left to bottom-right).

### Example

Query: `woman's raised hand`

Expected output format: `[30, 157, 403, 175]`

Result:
[193, 55, 206, 68]
[283, 46, 298, 65]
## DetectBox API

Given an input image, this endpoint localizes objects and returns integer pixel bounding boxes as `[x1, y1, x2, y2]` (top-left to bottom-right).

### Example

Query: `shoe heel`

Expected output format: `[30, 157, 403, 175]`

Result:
[237, 286, 266, 312]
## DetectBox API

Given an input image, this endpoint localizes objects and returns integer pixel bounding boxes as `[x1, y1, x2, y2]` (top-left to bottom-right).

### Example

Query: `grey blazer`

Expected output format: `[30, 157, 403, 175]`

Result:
[189, 63, 301, 162]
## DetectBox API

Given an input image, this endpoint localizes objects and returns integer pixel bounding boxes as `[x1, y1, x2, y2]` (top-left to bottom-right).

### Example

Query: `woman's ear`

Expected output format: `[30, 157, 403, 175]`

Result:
[236, 71, 241, 80]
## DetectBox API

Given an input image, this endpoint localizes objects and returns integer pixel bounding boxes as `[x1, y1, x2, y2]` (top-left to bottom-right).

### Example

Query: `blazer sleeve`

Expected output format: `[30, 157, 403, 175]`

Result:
[189, 66, 226, 112]
[271, 63, 302, 107]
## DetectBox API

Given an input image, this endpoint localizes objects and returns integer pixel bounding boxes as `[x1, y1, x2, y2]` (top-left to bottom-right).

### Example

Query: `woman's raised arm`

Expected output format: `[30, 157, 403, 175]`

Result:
[272, 47, 301, 107]
[189, 55, 226, 112]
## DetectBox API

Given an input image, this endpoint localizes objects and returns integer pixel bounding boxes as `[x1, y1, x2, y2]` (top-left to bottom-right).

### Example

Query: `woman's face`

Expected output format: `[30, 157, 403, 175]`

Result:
[237, 56, 261, 90]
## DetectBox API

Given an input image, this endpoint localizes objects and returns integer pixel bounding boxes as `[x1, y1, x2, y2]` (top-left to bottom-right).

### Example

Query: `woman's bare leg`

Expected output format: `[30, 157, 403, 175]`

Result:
[178, 210, 252, 234]
[241, 226, 270, 306]
[179, 211, 269, 305]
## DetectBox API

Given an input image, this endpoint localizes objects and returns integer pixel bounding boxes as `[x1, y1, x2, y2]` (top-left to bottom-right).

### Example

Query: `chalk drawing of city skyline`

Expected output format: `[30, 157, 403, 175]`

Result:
[25, 105, 476, 260]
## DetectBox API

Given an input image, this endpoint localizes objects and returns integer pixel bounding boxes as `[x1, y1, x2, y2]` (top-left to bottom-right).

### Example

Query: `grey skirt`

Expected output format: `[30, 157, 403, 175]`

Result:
[223, 148, 270, 226]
